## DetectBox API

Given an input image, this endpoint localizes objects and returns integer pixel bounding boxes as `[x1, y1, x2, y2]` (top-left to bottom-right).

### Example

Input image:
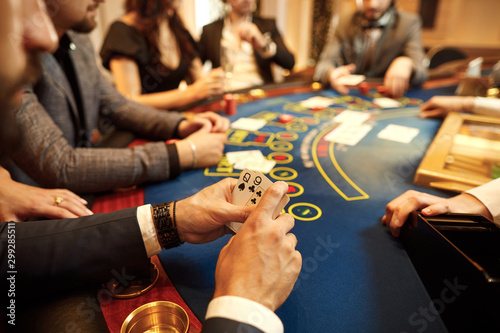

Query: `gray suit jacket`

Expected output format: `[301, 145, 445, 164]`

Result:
[314, 8, 428, 86]
[7, 31, 185, 193]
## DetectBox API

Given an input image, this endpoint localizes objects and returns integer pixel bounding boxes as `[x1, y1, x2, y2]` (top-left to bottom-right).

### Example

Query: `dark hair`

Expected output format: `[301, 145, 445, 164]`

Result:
[125, 0, 195, 70]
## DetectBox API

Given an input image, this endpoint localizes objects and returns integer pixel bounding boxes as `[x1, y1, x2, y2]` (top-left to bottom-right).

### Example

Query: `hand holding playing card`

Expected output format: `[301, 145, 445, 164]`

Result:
[175, 178, 253, 244]
[213, 181, 302, 311]
[227, 169, 290, 233]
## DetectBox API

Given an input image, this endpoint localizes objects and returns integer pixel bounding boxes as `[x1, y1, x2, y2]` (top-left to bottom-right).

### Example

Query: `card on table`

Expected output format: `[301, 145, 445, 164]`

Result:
[324, 122, 373, 146]
[299, 96, 334, 109]
[373, 97, 401, 109]
[333, 110, 371, 124]
[226, 150, 277, 173]
[230, 118, 267, 131]
[336, 74, 366, 86]
[227, 169, 290, 233]
[377, 124, 420, 143]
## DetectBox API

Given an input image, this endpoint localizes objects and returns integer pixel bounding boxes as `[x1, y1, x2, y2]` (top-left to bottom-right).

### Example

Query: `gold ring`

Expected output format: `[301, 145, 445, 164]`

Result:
[54, 196, 64, 206]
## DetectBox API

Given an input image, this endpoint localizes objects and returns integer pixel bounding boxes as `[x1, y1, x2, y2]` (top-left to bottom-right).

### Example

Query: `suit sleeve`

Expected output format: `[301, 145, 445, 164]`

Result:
[265, 20, 295, 70]
[466, 178, 500, 225]
[0, 207, 151, 297]
[403, 14, 428, 86]
[10, 93, 181, 192]
[313, 33, 341, 84]
[202, 296, 283, 333]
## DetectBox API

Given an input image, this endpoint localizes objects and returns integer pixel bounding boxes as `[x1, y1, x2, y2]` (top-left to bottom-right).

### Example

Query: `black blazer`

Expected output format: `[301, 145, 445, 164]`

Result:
[199, 16, 295, 84]
[0, 207, 151, 297]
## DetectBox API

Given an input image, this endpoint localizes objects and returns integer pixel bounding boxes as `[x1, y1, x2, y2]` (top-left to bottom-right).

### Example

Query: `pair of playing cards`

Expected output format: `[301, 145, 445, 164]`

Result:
[227, 168, 290, 233]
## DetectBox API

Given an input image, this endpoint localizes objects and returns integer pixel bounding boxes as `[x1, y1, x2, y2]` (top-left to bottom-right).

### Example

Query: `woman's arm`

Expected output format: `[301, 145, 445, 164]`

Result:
[110, 56, 223, 110]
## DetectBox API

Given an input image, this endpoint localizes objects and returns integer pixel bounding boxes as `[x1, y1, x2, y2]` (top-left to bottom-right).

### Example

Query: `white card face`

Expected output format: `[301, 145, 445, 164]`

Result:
[373, 97, 401, 108]
[227, 169, 289, 233]
[234, 159, 276, 173]
[377, 124, 420, 143]
[333, 110, 371, 124]
[231, 118, 267, 131]
[226, 150, 265, 165]
[324, 122, 373, 146]
[336, 74, 366, 86]
[299, 96, 334, 109]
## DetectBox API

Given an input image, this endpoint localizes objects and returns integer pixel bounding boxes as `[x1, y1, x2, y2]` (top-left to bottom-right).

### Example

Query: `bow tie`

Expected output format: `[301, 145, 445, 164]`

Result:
[363, 23, 384, 30]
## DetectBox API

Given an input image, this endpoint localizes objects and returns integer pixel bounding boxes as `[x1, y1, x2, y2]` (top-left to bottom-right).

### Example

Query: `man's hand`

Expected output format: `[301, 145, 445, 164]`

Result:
[237, 21, 267, 50]
[212, 181, 302, 311]
[0, 167, 93, 222]
[383, 190, 492, 237]
[419, 96, 475, 118]
[384, 56, 413, 98]
[175, 178, 254, 244]
[328, 64, 356, 95]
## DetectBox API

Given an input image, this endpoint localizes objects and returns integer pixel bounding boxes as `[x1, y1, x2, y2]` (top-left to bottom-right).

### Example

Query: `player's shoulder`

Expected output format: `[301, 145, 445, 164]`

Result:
[395, 8, 421, 24]
[252, 16, 277, 27]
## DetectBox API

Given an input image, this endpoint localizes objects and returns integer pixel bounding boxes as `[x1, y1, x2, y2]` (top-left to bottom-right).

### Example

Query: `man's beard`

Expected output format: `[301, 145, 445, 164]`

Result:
[0, 53, 42, 159]
[72, 17, 97, 34]
[71, 4, 99, 34]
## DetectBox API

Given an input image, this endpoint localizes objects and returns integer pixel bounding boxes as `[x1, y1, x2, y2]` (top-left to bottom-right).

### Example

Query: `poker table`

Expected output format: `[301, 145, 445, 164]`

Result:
[133, 83, 459, 333]
[74, 81, 474, 333]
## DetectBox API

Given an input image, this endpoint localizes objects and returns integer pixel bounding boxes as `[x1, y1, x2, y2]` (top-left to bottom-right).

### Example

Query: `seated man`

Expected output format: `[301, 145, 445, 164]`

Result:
[199, 0, 295, 91]
[314, 0, 428, 97]
[383, 179, 499, 237]
[5, 0, 229, 194]
[0, 2, 301, 332]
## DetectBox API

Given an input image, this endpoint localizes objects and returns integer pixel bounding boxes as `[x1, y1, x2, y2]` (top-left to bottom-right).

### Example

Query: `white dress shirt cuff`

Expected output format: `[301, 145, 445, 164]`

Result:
[137, 204, 162, 257]
[473, 97, 500, 117]
[205, 296, 284, 333]
[465, 178, 500, 225]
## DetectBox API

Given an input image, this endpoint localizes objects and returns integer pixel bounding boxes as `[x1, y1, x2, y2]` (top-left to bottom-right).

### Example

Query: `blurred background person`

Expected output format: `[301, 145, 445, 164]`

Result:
[199, 0, 295, 91]
[100, 0, 225, 110]
[314, 0, 427, 97]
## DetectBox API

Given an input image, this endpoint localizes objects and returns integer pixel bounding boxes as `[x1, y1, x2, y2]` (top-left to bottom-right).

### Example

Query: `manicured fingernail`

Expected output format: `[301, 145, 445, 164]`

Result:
[87, 209, 94, 215]
[422, 208, 431, 214]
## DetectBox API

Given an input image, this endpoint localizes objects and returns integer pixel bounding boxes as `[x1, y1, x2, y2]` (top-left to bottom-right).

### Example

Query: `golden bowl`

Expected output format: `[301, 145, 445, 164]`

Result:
[121, 301, 189, 333]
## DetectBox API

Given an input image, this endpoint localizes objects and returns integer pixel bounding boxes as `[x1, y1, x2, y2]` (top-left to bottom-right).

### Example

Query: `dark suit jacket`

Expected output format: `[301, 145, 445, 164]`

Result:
[0, 208, 150, 297]
[6, 31, 185, 193]
[314, 8, 428, 86]
[199, 16, 295, 84]
[0, 211, 263, 333]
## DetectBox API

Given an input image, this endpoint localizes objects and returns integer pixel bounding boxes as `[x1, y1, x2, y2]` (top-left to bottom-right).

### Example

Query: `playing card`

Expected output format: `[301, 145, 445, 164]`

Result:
[377, 124, 420, 143]
[299, 96, 334, 109]
[226, 150, 265, 165]
[324, 122, 373, 146]
[336, 74, 366, 86]
[230, 118, 267, 131]
[227, 169, 289, 233]
[333, 110, 371, 124]
[373, 97, 401, 108]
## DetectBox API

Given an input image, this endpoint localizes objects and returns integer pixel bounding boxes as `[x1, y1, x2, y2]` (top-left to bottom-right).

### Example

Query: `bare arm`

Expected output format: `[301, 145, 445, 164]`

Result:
[110, 57, 223, 110]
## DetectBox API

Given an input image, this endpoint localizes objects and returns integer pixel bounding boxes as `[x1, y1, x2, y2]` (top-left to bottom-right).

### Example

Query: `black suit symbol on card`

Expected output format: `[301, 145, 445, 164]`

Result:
[256, 190, 262, 197]
[251, 198, 257, 204]
[238, 183, 245, 191]
[248, 185, 255, 193]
